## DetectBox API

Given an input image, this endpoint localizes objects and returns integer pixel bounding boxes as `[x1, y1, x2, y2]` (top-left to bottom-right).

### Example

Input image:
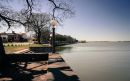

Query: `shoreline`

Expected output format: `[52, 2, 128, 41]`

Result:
[47, 53, 80, 81]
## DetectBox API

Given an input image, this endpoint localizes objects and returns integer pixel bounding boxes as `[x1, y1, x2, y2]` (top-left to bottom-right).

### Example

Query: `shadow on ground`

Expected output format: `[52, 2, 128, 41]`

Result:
[0, 62, 47, 81]
[0, 53, 48, 81]
[48, 57, 80, 81]
[48, 67, 80, 81]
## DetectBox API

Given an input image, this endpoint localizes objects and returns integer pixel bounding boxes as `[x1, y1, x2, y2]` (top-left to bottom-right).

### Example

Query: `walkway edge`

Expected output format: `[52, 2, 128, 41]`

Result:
[13, 49, 29, 54]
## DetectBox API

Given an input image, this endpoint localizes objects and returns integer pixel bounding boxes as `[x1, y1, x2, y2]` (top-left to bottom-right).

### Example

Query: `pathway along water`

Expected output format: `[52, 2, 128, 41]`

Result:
[57, 42, 130, 81]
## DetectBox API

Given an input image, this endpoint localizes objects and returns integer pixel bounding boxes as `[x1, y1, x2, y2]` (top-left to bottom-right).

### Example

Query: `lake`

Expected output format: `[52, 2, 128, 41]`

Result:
[57, 42, 130, 81]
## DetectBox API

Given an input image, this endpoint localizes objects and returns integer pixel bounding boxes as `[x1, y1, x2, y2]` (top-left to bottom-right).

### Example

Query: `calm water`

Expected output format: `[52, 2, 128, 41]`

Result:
[57, 42, 130, 81]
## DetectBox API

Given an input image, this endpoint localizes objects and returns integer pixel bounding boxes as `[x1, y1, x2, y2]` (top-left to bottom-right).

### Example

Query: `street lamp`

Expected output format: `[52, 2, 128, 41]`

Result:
[49, 34, 52, 46]
[50, 19, 58, 53]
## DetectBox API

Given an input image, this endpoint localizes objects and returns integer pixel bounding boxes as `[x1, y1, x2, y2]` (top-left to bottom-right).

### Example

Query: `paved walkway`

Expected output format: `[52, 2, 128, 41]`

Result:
[13, 49, 29, 54]
[0, 53, 80, 81]
[47, 54, 80, 81]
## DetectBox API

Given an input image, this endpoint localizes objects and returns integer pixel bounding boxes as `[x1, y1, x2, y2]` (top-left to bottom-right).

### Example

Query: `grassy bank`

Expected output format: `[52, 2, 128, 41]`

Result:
[4, 45, 29, 54]
[4, 44, 50, 54]
[30, 44, 50, 47]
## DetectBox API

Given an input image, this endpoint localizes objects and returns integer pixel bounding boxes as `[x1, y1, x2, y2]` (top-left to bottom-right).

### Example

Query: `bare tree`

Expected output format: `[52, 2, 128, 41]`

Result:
[0, 0, 35, 28]
[0, 0, 37, 64]
[0, 0, 74, 53]
[48, 0, 75, 23]
[41, 29, 50, 43]
[26, 13, 50, 44]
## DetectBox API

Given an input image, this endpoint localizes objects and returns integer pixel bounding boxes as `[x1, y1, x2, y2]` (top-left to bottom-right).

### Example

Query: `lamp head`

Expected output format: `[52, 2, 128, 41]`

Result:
[50, 19, 58, 28]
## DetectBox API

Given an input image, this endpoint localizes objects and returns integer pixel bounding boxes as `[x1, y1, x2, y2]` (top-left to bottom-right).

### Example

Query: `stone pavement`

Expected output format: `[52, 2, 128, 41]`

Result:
[13, 49, 29, 54]
[0, 53, 80, 81]
[47, 54, 80, 81]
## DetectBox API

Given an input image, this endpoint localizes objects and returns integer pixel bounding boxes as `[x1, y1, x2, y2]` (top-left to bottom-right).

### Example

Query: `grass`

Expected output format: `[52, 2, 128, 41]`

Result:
[4, 44, 50, 54]
[30, 44, 50, 47]
[4, 45, 29, 54]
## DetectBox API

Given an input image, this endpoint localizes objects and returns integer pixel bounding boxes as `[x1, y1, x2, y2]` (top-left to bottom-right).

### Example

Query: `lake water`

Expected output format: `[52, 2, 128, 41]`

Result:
[57, 42, 130, 81]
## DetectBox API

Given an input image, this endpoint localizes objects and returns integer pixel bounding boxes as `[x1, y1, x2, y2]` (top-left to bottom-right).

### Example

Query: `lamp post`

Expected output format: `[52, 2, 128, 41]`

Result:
[50, 19, 58, 53]
[49, 34, 52, 46]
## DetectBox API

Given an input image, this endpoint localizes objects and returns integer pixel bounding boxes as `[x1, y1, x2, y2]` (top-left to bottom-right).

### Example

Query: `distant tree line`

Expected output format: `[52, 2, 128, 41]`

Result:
[33, 32, 78, 45]
[54, 34, 78, 46]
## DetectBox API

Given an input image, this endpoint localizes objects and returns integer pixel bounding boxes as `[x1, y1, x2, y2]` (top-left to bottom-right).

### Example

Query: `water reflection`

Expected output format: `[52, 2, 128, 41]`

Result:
[56, 46, 73, 53]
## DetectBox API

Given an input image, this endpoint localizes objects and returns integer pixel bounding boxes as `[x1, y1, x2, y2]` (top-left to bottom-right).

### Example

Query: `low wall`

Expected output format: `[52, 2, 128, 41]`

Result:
[3, 43, 33, 47]
[7, 53, 48, 62]
[29, 47, 52, 53]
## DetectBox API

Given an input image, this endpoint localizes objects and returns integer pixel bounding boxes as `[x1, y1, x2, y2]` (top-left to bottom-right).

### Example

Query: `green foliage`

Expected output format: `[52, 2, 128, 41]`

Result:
[29, 44, 50, 47]
[55, 34, 78, 44]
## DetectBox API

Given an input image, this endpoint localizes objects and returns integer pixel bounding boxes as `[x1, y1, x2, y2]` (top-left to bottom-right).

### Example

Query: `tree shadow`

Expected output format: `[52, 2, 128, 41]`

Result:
[0, 62, 47, 81]
[48, 54, 80, 81]
[0, 53, 48, 81]
[48, 67, 80, 81]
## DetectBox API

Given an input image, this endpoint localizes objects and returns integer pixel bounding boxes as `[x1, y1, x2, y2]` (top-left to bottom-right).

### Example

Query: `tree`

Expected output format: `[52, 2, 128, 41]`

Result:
[0, 0, 34, 28]
[0, 0, 75, 66]
[0, 0, 75, 51]
[0, 0, 74, 28]
[55, 34, 78, 44]
[48, 0, 75, 23]
[41, 29, 50, 43]
[0, 0, 75, 41]
[0, 0, 34, 59]
[26, 13, 50, 44]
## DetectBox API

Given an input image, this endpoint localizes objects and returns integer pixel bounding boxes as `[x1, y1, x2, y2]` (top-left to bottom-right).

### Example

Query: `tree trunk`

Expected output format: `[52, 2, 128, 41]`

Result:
[37, 30, 41, 44]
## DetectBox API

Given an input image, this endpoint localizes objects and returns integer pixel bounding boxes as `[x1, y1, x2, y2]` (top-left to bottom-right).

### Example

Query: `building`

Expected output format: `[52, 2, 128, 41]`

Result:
[0, 31, 28, 42]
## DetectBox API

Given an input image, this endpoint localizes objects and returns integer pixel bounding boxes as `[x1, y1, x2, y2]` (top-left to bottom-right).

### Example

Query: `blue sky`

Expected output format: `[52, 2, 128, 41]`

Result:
[57, 0, 130, 41]
[0, 0, 130, 41]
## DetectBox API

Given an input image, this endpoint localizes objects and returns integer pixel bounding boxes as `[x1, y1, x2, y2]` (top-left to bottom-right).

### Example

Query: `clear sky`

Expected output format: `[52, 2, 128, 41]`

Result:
[57, 0, 130, 41]
[0, 0, 130, 41]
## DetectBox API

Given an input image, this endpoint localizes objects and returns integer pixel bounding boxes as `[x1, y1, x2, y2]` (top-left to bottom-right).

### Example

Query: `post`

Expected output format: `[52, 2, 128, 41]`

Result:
[50, 19, 57, 53]
[0, 36, 6, 70]
[52, 27, 55, 53]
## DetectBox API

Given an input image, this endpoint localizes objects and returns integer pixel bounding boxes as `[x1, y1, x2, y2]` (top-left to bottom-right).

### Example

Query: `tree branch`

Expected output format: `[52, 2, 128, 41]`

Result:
[48, 0, 74, 24]
[0, 14, 25, 29]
